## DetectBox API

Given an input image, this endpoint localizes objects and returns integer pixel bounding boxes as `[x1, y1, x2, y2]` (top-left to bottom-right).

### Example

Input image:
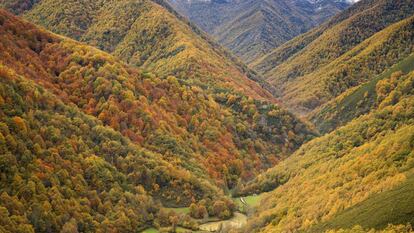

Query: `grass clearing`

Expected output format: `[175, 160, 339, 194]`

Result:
[176, 227, 195, 232]
[233, 193, 265, 212]
[141, 228, 159, 233]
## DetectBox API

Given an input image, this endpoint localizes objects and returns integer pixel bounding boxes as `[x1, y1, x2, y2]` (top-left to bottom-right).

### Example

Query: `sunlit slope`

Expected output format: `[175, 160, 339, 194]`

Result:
[0, 9, 315, 191]
[310, 53, 414, 134]
[307, 175, 414, 232]
[253, 0, 414, 115]
[0, 7, 227, 207]
[15, 0, 275, 102]
[251, 0, 406, 73]
[241, 69, 414, 232]
[279, 15, 414, 114]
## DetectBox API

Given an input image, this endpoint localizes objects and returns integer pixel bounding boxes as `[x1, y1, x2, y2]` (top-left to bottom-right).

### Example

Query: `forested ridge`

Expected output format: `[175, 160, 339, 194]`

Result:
[0, 7, 318, 232]
[1, 0, 277, 102]
[282, 15, 414, 114]
[167, 0, 350, 64]
[240, 69, 414, 232]
[310, 53, 414, 133]
[0, 0, 319, 183]
[1, 0, 414, 232]
[239, 66, 414, 232]
[253, 0, 414, 115]
[236, 1, 414, 232]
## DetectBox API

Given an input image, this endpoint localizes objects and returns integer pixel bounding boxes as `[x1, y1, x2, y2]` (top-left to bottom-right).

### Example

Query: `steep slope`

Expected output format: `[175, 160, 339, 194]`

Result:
[310, 53, 414, 133]
[240, 69, 414, 232]
[168, 0, 351, 63]
[0, 12, 242, 232]
[0, 4, 317, 188]
[323, 225, 413, 233]
[0, 64, 207, 232]
[9, 0, 275, 102]
[308, 175, 414, 232]
[253, 0, 414, 115]
[3, 0, 318, 184]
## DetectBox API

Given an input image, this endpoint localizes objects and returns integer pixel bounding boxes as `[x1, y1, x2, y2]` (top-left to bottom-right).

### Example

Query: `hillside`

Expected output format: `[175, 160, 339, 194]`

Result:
[310, 53, 414, 133]
[240, 68, 414, 232]
[0, 7, 321, 230]
[6, 0, 275, 102]
[0, 63, 211, 233]
[253, 0, 414, 115]
[307, 175, 414, 232]
[168, 0, 351, 63]
[1, 0, 321, 184]
[3, 1, 414, 233]
[0, 8, 257, 231]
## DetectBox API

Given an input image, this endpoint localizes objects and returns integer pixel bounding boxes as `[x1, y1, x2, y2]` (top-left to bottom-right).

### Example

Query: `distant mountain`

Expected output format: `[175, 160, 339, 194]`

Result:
[167, 0, 352, 63]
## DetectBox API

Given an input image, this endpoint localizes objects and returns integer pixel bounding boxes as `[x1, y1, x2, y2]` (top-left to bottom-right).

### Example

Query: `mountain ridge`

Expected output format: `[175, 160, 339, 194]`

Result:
[242, 67, 414, 232]
[253, 0, 414, 115]
[1, 0, 413, 232]
[0, 0, 316, 209]
[167, 0, 351, 63]
[1, 0, 278, 102]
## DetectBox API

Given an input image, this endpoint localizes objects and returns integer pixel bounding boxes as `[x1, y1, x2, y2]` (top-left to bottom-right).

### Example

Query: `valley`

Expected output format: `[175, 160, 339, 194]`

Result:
[0, 0, 413, 232]
[167, 0, 352, 64]
[142, 193, 264, 232]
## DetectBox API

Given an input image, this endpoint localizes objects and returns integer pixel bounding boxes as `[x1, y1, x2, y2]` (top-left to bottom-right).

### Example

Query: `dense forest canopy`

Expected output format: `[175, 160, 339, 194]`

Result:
[242, 69, 414, 232]
[0, 7, 316, 232]
[1, 0, 414, 232]
[253, 0, 414, 115]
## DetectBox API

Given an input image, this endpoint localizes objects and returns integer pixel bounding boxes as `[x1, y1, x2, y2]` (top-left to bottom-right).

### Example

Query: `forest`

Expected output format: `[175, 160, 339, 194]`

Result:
[0, 7, 315, 232]
[253, 0, 414, 115]
[1, 0, 414, 232]
[241, 70, 414, 232]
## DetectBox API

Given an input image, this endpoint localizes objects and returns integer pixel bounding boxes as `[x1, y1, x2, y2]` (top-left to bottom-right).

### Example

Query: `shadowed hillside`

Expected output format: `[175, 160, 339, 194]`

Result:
[168, 0, 351, 63]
